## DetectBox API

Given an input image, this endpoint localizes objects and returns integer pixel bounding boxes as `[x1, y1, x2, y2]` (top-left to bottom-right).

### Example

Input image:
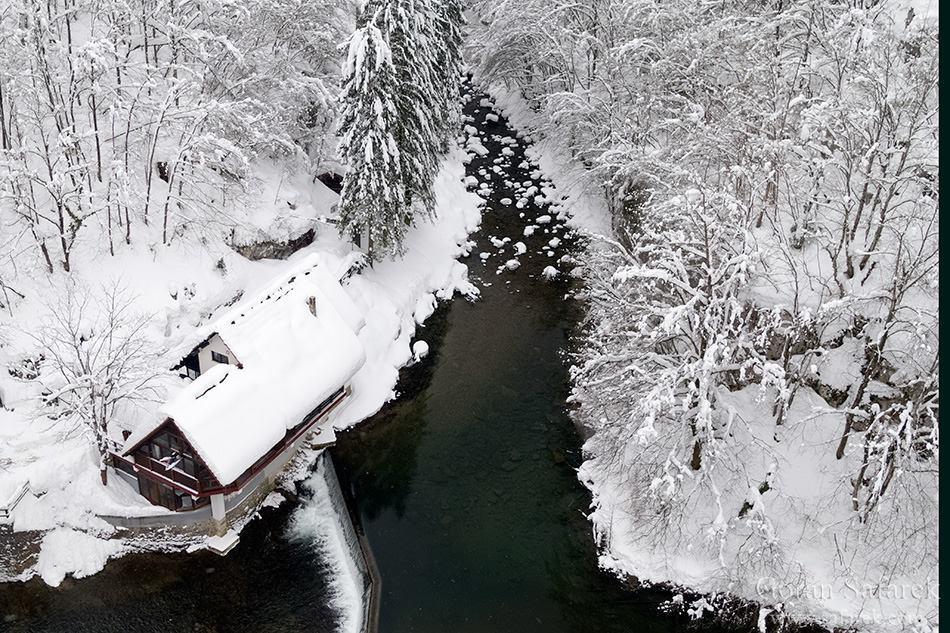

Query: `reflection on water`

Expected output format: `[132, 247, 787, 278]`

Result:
[0, 497, 343, 632]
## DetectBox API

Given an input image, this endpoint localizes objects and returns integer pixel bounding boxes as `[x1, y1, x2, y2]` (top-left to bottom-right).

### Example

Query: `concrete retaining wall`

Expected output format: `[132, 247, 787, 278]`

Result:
[321, 451, 380, 633]
[0, 524, 42, 581]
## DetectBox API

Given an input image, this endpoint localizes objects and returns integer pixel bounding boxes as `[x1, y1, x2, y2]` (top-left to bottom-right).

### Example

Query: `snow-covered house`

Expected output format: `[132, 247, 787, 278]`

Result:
[109, 255, 365, 533]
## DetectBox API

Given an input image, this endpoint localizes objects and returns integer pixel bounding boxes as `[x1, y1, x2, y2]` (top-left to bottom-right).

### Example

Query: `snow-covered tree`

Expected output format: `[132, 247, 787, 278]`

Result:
[337, 9, 409, 258]
[472, 0, 939, 617]
[31, 282, 162, 484]
[573, 187, 788, 556]
[0, 0, 352, 266]
[336, 0, 463, 259]
[436, 0, 465, 150]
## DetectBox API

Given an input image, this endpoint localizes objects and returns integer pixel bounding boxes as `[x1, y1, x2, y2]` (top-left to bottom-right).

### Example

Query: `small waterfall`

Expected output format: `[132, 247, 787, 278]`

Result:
[289, 452, 373, 633]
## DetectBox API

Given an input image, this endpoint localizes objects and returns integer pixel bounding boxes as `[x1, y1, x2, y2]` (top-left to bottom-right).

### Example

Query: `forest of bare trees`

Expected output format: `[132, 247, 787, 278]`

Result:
[0, 0, 351, 271]
[469, 0, 938, 625]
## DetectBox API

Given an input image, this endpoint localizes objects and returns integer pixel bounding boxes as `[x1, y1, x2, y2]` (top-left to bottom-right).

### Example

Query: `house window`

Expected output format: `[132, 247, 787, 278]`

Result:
[176, 491, 193, 510]
[112, 454, 136, 476]
[211, 351, 229, 365]
[139, 477, 177, 511]
[180, 351, 201, 380]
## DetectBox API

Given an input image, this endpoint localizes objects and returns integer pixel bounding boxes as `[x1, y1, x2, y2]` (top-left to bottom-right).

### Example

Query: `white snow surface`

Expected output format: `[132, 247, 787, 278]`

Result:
[412, 340, 430, 360]
[35, 528, 125, 587]
[0, 150, 482, 585]
[205, 529, 240, 553]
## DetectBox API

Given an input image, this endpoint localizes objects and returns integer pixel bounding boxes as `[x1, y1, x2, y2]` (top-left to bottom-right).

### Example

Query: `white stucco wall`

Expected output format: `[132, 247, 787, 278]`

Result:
[197, 334, 240, 374]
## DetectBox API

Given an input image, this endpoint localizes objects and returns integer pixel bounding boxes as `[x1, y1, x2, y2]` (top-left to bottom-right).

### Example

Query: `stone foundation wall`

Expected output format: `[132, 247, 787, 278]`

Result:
[0, 525, 42, 580]
[225, 477, 275, 528]
[232, 228, 315, 261]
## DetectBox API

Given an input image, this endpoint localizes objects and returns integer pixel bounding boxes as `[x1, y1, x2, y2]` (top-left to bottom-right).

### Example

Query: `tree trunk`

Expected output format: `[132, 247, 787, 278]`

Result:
[90, 94, 102, 182]
[0, 82, 9, 150]
[690, 438, 702, 470]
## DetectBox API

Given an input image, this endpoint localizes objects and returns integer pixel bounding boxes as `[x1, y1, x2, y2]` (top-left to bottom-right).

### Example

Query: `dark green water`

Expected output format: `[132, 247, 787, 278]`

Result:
[330, 88, 734, 633]
[0, 501, 341, 632]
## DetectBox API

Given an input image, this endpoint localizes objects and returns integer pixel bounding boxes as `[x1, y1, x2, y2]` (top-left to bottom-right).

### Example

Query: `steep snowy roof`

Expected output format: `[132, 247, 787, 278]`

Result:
[124, 254, 365, 485]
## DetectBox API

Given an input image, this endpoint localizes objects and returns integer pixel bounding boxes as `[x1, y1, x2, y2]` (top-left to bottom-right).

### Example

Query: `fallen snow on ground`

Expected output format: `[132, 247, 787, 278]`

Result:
[0, 150, 481, 585]
[412, 340, 430, 361]
[580, 383, 938, 631]
[204, 529, 240, 554]
[34, 528, 126, 587]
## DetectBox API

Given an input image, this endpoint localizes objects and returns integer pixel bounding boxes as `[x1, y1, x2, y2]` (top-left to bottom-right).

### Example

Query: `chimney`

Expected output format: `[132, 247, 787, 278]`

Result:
[307, 296, 316, 316]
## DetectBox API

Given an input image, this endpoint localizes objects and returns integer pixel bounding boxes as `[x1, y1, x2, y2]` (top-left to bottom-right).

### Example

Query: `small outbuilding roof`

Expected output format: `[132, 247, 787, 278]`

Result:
[124, 254, 365, 485]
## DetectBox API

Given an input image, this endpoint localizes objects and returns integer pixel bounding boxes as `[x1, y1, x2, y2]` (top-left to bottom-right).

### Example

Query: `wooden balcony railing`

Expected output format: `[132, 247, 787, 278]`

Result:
[130, 453, 203, 494]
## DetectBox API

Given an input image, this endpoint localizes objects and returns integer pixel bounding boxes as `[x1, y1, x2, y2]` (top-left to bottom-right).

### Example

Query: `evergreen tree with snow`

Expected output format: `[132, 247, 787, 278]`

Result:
[337, 0, 464, 260]
[336, 9, 409, 259]
[435, 0, 466, 151]
[385, 0, 441, 219]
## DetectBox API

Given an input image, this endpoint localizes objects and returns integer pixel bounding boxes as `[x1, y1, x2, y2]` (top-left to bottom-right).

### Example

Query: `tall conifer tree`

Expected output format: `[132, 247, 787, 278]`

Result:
[337, 0, 464, 260]
[337, 12, 409, 256]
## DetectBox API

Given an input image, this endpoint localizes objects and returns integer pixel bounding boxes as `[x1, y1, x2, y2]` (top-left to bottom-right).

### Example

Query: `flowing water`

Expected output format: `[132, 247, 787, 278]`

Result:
[0, 500, 344, 632]
[0, 89, 761, 633]
[329, 88, 740, 633]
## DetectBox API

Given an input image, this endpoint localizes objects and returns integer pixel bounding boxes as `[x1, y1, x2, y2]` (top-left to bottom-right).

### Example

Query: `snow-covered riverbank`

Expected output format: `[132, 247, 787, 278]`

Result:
[0, 150, 481, 586]
[477, 83, 938, 633]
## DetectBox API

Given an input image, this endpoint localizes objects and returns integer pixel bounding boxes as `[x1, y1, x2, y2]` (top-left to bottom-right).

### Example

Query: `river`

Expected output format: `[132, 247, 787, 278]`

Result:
[329, 87, 744, 633]
[0, 88, 758, 633]
[0, 499, 343, 632]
